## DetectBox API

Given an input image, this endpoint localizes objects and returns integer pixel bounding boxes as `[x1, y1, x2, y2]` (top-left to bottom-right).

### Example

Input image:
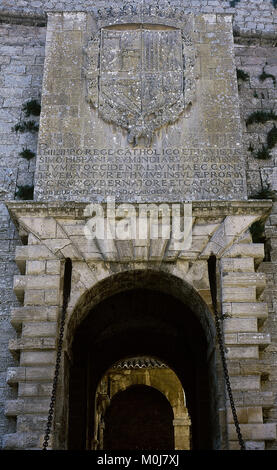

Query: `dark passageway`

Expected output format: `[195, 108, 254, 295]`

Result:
[103, 385, 174, 450]
[67, 271, 219, 450]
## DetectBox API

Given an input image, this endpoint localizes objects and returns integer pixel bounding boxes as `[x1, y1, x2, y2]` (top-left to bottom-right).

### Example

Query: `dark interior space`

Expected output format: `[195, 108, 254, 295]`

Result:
[103, 384, 174, 450]
[67, 285, 219, 450]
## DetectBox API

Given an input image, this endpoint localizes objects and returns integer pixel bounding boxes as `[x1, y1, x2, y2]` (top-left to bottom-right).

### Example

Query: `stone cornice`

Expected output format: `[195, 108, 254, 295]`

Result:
[0, 10, 46, 26]
[6, 199, 273, 226]
[0, 9, 276, 43]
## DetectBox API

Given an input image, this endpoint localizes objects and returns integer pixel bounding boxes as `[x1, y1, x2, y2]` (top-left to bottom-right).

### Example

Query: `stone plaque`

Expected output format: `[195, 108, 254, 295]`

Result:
[34, 11, 247, 203]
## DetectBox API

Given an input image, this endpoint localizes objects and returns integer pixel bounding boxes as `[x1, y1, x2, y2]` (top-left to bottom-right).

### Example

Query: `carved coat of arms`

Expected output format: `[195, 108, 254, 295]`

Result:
[84, 26, 196, 145]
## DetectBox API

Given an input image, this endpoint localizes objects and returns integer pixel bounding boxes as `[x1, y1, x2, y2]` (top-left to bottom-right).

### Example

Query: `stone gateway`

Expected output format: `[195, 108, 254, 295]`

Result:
[0, 0, 277, 452]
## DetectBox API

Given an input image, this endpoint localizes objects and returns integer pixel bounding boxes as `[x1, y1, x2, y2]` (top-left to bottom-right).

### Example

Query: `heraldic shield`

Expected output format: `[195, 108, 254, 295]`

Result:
[86, 25, 192, 145]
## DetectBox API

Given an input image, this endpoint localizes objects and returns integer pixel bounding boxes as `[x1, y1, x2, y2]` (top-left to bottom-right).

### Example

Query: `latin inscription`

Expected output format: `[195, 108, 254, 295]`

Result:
[35, 147, 246, 201]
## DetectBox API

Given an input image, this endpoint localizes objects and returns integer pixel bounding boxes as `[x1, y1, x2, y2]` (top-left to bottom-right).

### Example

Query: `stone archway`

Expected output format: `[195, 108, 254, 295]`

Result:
[5, 201, 275, 450]
[66, 271, 219, 450]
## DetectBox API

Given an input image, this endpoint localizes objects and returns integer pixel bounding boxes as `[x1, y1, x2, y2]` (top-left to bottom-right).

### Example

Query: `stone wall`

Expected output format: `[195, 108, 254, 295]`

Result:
[235, 36, 277, 196]
[0, 0, 277, 36]
[0, 21, 46, 447]
[235, 35, 277, 449]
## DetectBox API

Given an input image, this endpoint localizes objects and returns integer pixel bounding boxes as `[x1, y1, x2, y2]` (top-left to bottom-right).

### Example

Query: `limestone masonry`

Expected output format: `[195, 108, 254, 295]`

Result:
[0, 0, 277, 451]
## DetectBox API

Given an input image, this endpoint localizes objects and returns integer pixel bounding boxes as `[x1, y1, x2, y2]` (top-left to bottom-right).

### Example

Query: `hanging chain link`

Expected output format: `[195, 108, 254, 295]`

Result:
[42, 259, 72, 450]
[214, 307, 246, 450]
[42, 301, 67, 450]
[208, 254, 245, 451]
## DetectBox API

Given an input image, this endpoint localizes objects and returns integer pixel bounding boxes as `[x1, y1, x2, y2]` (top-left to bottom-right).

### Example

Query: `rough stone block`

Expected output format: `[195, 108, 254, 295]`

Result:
[26, 260, 46, 275]
[245, 441, 265, 450]
[7, 366, 54, 385]
[44, 289, 60, 305]
[16, 414, 48, 433]
[222, 286, 256, 302]
[22, 322, 57, 338]
[46, 260, 60, 274]
[226, 346, 259, 360]
[224, 244, 264, 259]
[5, 397, 50, 416]
[229, 375, 260, 391]
[15, 245, 58, 262]
[227, 407, 263, 424]
[14, 274, 60, 291]
[224, 317, 257, 333]
[20, 351, 56, 366]
[2, 431, 42, 449]
[24, 290, 45, 306]
[223, 302, 268, 320]
[222, 272, 266, 291]
[10, 306, 58, 329]
[221, 257, 254, 272]
[228, 423, 276, 441]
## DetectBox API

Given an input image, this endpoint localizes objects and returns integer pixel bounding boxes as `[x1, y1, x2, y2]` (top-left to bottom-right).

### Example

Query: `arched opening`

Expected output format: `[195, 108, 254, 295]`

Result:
[94, 356, 191, 450]
[103, 385, 174, 450]
[66, 270, 220, 450]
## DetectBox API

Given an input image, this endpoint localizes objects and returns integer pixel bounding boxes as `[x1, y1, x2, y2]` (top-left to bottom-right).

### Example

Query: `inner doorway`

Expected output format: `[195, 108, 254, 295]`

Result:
[103, 385, 174, 450]
[94, 356, 191, 450]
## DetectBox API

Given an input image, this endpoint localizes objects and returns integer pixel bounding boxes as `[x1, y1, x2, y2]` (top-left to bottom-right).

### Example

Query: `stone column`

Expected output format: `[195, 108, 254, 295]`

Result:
[173, 416, 191, 450]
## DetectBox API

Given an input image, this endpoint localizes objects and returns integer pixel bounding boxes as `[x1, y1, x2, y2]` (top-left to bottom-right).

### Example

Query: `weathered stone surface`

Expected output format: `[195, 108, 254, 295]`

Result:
[228, 423, 276, 441]
[7, 366, 55, 384]
[34, 12, 247, 202]
[224, 318, 258, 333]
[21, 322, 57, 338]
[0, 0, 276, 452]
[222, 302, 268, 320]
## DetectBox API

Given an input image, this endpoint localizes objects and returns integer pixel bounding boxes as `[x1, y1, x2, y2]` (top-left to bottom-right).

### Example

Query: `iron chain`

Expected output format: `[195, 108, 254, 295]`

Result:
[42, 300, 67, 450]
[214, 309, 246, 450]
